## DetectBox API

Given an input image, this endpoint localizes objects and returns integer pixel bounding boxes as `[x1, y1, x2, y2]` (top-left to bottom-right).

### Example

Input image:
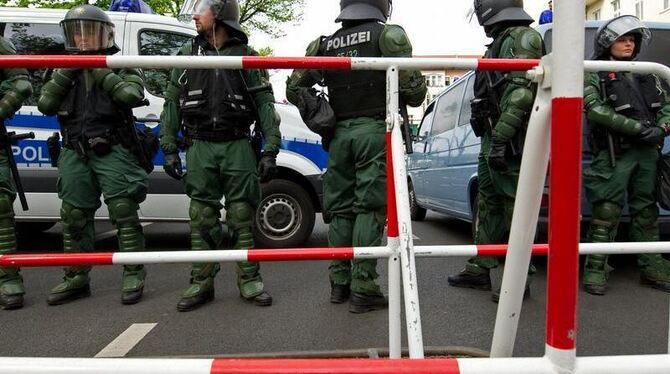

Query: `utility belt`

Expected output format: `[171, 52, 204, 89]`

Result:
[183, 126, 250, 146]
[335, 112, 385, 122]
[63, 130, 123, 161]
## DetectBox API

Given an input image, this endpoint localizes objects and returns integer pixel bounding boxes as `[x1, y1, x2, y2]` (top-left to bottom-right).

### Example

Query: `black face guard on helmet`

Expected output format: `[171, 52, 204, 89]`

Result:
[193, 0, 248, 43]
[61, 5, 117, 54]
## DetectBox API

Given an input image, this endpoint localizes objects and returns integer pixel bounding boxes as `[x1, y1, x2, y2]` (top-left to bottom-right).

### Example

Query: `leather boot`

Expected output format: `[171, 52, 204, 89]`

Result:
[330, 283, 350, 304]
[47, 270, 91, 306]
[349, 291, 388, 314]
[447, 269, 492, 290]
[121, 265, 145, 305]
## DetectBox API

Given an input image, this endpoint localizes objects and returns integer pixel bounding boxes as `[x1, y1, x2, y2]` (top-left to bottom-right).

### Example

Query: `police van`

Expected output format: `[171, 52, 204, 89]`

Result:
[0, 7, 328, 247]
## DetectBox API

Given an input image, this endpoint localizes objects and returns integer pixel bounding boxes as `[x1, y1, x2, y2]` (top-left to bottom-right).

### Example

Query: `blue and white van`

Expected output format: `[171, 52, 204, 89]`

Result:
[406, 20, 670, 237]
[0, 7, 329, 247]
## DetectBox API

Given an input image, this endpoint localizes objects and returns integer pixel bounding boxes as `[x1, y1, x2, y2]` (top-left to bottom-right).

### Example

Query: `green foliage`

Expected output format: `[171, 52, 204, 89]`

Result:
[256, 46, 273, 56]
[6, 0, 305, 38]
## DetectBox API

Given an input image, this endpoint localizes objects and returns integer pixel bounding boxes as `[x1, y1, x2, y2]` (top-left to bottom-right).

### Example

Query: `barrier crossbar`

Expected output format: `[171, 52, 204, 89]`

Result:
[4, 0, 670, 370]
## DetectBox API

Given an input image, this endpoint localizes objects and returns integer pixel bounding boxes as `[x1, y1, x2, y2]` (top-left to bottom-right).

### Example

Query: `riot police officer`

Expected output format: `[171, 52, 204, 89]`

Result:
[286, 0, 426, 313]
[582, 15, 670, 295]
[160, 0, 280, 311]
[38, 5, 149, 305]
[447, 0, 544, 302]
[0, 38, 33, 310]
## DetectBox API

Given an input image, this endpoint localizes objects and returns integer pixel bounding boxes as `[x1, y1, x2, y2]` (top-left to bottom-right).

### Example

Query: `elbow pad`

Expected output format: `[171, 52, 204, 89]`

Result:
[0, 77, 32, 119]
[587, 105, 642, 136]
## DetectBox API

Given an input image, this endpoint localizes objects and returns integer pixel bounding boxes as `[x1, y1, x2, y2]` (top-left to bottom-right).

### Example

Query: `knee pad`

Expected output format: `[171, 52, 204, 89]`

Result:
[108, 197, 139, 227]
[590, 202, 621, 242]
[60, 202, 90, 233]
[189, 200, 220, 230]
[592, 201, 621, 222]
[226, 202, 253, 231]
[0, 193, 14, 221]
[634, 205, 659, 230]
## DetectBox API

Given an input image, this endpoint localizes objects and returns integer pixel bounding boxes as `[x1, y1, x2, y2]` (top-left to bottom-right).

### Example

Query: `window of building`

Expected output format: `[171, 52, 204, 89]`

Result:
[665, 0, 670, 9]
[635, 0, 644, 19]
[592, 8, 601, 20]
[612, 0, 621, 17]
[139, 30, 192, 97]
[0, 22, 64, 105]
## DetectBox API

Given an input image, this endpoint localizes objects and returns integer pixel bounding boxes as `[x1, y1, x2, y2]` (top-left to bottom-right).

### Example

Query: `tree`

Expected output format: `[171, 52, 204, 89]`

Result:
[3, 0, 304, 38]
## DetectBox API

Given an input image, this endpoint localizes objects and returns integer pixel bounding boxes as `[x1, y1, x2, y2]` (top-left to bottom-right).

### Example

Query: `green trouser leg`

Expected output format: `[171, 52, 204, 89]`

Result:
[183, 200, 222, 298]
[584, 202, 620, 287]
[630, 204, 670, 283]
[51, 202, 95, 294]
[108, 197, 146, 293]
[328, 214, 354, 287]
[228, 202, 264, 298]
[350, 209, 385, 295]
[0, 193, 22, 298]
[466, 134, 516, 274]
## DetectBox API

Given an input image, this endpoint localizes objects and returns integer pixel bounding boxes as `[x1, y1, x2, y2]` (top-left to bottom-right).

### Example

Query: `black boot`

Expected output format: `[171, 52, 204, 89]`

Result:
[177, 289, 215, 312]
[491, 284, 531, 303]
[349, 292, 388, 314]
[0, 293, 23, 310]
[242, 291, 273, 306]
[47, 284, 91, 306]
[122, 288, 144, 305]
[447, 270, 492, 290]
[330, 284, 350, 304]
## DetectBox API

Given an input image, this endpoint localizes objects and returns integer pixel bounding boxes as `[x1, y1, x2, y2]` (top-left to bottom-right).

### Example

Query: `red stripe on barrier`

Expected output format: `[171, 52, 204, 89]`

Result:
[477, 58, 540, 71]
[546, 97, 583, 350]
[211, 358, 460, 374]
[0, 55, 108, 69]
[386, 131, 399, 238]
[0, 252, 114, 267]
[243, 56, 351, 70]
[477, 244, 549, 256]
[248, 248, 354, 261]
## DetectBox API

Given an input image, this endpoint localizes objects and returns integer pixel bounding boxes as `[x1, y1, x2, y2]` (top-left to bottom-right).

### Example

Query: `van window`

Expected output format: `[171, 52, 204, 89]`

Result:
[0, 22, 64, 105]
[430, 81, 465, 135]
[418, 104, 435, 137]
[139, 30, 191, 97]
[458, 74, 475, 126]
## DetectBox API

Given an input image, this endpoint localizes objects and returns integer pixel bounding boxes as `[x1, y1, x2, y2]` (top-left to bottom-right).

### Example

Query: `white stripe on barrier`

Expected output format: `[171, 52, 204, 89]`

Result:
[0, 358, 214, 374]
[112, 250, 249, 264]
[353, 246, 393, 259]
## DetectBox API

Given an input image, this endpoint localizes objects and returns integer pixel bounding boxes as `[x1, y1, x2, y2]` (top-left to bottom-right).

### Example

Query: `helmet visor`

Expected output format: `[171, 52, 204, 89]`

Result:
[61, 19, 114, 52]
[597, 15, 651, 49]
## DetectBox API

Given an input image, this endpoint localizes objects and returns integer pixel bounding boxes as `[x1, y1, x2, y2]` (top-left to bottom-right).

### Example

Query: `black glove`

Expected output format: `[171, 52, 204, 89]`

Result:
[638, 126, 666, 145]
[163, 153, 184, 180]
[258, 154, 277, 183]
[487, 141, 508, 172]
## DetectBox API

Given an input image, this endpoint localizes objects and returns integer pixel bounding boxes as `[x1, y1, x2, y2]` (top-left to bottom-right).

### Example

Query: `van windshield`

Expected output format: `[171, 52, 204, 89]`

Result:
[544, 27, 670, 67]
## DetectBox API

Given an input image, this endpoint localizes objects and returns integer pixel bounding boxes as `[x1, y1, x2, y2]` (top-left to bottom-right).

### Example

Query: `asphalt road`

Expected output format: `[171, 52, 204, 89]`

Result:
[1, 212, 668, 359]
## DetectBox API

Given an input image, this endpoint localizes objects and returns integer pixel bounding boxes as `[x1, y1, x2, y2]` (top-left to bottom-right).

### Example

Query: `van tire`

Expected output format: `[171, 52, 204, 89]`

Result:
[409, 180, 427, 221]
[254, 179, 316, 248]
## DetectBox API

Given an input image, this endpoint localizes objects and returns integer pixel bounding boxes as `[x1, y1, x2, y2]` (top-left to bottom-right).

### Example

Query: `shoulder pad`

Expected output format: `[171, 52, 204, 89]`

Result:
[305, 36, 325, 56]
[510, 27, 544, 59]
[380, 24, 412, 57]
[0, 37, 17, 55]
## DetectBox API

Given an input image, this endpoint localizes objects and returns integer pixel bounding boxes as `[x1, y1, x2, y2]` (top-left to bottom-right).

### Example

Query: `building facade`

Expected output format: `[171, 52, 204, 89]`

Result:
[586, 0, 670, 21]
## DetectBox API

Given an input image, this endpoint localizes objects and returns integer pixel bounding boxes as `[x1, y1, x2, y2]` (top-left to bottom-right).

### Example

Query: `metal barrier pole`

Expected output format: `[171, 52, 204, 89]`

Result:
[490, 60, 552, 357]
[387, 65, 424, 358]
[545, 0, 585, 372]
[386, 91, 402, 359]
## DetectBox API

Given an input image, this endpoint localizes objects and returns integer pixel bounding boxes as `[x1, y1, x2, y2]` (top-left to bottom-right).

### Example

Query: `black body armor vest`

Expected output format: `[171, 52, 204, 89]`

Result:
[321, 21, 386, 120]
[57, 72, 128, 145]
[592, 71, 664, 150]
[180, 38, 254, 142]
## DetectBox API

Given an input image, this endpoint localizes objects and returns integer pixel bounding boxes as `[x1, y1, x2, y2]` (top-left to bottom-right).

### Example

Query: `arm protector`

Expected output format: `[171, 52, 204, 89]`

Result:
[286, 37, 323, 107]
[0, 38, 32, 119]
[654, 75, 670, 127]
[159, 67, 184, 154]
[249, 68, 281, 156]
[380, 24, 427, 107]
[492, 86, 534, 142]
[583, 82, 641, 136]
[92, 68, 145, 108]
[38, 69, 77, 116]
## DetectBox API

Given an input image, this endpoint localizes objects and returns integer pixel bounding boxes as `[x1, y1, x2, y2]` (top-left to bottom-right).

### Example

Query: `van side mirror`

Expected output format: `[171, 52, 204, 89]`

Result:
[417, 130, 429, 141]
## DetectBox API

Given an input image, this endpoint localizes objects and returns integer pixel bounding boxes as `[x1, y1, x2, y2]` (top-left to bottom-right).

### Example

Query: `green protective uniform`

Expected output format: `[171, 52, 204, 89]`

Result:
[160, 37, 280, 299]
[39, 68, 148, 297]
[0, 37, 33, 306]
[582, 71, 670, 289]
[466, 26, 544, 274]
[286, 24, 427, 295]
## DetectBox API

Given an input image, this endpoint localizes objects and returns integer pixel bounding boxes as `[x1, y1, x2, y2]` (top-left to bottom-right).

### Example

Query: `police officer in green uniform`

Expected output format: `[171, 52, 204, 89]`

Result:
[38, 5, 149, 305]
[0, 38, 33, 310]
[582, 15, 670, 295]
[286, 0, 426, 313]
[160, 0, 280, 312]
[447, 0, 544, 302]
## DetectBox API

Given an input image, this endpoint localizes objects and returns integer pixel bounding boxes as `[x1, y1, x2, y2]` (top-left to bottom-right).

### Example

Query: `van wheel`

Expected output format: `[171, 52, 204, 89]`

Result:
[254, 179, 316, 248]
[409, 180, 427, 221]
